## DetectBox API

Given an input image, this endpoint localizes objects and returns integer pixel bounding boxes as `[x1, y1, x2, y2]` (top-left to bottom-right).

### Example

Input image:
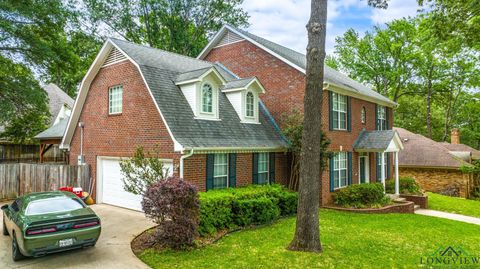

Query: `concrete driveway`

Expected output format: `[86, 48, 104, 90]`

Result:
[1, 203, 154, 269]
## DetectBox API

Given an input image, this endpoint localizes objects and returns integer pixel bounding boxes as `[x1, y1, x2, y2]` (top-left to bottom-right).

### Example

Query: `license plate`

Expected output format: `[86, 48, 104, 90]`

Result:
[58, 238, 74, 247]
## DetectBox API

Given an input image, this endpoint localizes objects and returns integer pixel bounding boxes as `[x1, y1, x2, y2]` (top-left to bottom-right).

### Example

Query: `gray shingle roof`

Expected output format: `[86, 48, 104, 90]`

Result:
[222, 77, 256, 91]
[34, 117, 69, 140]
[175, 67, 213, 84]
[110, 38, 287, 150]
[353, 130, 396, 151]
[44, 84, 74, 124]
[229, 26, 396, 106]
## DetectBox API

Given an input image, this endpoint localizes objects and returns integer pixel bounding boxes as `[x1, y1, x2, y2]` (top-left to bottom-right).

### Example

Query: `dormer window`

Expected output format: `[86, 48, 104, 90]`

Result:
[246, 92, 254, 118]
[201, 83, 213, 113]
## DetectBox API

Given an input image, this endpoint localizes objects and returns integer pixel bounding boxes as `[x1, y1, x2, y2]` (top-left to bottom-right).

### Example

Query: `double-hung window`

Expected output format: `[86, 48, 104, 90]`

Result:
[201, 84, 213, 113]
[333, 152, 348, 189]
[246, 92, 254, 118]
[257, 153, 269, 184]
[332, 93, 347, 130]
[213, 153, 228, 189]
[109, 85, 123, 114]
[377, 153, 388, 180]
[377, 105, 387, 130]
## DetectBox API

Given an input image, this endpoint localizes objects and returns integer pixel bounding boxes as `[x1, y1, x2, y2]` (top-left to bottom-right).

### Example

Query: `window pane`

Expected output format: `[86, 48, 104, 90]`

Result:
[109, 85, 123, 114]
[246, 92, 254, 117]
[202, 84, 213, 113]
[213, 176, 228, 189]
[258, 173, 269, 184]
[26, 198, 85, 215]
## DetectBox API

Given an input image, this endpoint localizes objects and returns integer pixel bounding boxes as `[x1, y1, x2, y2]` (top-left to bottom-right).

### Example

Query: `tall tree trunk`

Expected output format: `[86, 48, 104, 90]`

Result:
[288, 0, 327, 253]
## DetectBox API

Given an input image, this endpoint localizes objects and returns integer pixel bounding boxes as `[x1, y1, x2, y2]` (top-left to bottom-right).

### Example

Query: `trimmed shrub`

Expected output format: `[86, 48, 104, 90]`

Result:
[198, 184, 297, 236]
[232, 197, 280, 226]
[333, 183, 390, 208]
[142, 176, 199, 249]
[385, 177, 422, 195]
[198, 192, 235, 235]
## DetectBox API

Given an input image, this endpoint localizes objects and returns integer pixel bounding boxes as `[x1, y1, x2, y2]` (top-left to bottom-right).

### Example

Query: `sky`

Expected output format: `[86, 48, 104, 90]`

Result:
[242, 0, 422, 55]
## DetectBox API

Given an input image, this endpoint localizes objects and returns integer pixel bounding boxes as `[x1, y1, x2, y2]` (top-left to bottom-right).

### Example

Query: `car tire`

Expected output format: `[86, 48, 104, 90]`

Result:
[12, 233, 25, 261]
[2, 218, 8, 236]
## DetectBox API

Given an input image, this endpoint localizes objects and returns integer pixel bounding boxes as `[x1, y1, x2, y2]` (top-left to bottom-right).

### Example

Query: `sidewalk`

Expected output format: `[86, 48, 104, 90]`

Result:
[415, 209, 480, 225]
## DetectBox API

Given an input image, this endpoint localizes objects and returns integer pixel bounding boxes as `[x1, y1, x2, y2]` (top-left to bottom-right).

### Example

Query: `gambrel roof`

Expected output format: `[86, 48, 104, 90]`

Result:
[61, 38, 287, 152]
[198, 25, 397, 108]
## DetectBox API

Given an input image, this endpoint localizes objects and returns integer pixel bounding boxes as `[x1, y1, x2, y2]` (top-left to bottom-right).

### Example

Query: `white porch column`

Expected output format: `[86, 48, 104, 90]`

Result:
[395, 151, 399, 195]
[381, 151, 386, 192]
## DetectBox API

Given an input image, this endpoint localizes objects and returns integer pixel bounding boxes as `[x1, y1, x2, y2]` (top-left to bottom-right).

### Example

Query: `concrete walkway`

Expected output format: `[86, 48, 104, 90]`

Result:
[1, 203, 154, 269]
[415, 209, 480, 225]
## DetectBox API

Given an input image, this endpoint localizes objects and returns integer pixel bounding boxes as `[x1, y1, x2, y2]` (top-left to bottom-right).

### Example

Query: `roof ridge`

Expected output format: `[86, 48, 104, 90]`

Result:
[109, 37, 215, 66]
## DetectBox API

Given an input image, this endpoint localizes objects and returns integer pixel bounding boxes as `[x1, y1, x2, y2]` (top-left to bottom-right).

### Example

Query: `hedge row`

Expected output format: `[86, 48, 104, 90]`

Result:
[385, 177, 422, 195]
[333, 183, 390, 208]
[198, 184, 298, 236]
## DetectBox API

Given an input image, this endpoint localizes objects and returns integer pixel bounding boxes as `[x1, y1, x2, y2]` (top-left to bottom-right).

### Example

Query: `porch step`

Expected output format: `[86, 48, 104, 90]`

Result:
[393, 197, 407, 203]
[414, 205, 421, 211]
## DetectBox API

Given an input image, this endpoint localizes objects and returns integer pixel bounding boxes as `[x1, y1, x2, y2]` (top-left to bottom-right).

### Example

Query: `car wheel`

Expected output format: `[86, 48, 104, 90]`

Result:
[2, 218, 8, 236]
[12, 233, 25, 261]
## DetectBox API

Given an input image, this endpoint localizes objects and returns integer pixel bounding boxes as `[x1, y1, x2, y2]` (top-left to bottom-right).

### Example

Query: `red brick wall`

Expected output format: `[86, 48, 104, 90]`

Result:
[69, 60, 180, 186]
[205, 40, 395, 204]
[183, 152, 290, 191]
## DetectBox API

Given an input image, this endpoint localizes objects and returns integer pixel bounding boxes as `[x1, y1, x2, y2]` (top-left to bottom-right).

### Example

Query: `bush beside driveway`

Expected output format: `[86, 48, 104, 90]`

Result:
[0, 203, 154, 269]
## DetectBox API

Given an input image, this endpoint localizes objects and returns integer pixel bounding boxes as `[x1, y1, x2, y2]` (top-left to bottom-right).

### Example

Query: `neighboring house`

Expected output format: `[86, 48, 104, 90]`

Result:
[60, 38, 289, 211]
[395, 127, 477, 198]
[0, 84, 73, 163]
[199, 25, 403, 204]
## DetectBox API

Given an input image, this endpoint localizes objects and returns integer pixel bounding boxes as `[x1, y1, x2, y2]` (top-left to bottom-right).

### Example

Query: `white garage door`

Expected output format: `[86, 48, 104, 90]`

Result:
[98, 157, 173, 211]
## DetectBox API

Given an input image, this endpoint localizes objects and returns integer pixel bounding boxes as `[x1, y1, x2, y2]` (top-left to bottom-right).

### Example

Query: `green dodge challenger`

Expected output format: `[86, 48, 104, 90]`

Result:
[2, 191, 101, 261]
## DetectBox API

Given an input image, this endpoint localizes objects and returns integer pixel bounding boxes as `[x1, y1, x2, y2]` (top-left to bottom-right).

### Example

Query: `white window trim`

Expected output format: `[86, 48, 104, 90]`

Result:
[108, 85, 123, 115]
[377, 105, 387, 130]
[257, 152, 269, 184]
[245, 91, 255, 118]
[200, 83, 214, 115]
[332, 93, 347, 131]
[361, 107, 366, 124]
[213, 153, 229, 189]
[333, 152, 348, 189]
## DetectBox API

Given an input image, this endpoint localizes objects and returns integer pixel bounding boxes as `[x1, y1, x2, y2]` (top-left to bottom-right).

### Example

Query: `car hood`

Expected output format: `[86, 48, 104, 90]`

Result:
[24, 207, 98, 226]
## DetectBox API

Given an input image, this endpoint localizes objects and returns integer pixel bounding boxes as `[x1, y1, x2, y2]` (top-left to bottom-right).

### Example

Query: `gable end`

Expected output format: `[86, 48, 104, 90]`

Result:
[216, 31, 245, 47]
[102, 47, 127, 67]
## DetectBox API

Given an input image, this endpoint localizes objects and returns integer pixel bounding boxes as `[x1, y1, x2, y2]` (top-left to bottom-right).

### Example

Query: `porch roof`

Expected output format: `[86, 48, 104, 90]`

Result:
[34, 117, 69, 141]
[353, 129, 404, 153]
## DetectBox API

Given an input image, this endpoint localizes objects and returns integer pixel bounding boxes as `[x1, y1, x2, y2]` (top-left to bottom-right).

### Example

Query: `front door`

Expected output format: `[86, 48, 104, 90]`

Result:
[359, 154, 369, 184]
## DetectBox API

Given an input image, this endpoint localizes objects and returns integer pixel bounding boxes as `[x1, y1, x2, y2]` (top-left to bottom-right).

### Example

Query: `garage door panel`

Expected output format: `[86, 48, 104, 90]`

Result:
[99, 158, 173, 211]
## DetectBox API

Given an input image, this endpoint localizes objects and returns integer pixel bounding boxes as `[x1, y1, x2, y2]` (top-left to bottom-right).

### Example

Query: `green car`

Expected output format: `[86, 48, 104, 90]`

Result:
[1, 191, 101, 261]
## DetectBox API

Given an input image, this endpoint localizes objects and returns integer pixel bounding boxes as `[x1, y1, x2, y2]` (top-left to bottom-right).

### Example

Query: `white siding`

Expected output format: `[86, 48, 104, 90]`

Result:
[225, 91, 243, 120]
[180, 83, 198, 116]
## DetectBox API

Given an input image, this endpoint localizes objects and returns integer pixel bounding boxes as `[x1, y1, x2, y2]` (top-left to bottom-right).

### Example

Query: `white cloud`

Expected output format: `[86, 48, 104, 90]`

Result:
[241, 0, 420, 55]
[370, 0, 420, 24]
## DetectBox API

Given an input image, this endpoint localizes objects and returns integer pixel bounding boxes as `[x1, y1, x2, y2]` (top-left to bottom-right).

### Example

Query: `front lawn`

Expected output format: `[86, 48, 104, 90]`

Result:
[139, 209, 480, 268]
[428, 192, 480, 218]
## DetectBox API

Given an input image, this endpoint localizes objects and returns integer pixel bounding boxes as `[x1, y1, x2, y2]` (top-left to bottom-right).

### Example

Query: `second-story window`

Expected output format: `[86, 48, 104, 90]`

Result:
[361, 107, 366, 124]
[332, 92, 347, 130]
[201, 83, 213, 113]
[109, 85, 123, 114]
[377, 105, 387, 130]
[246, 92, 254, 118]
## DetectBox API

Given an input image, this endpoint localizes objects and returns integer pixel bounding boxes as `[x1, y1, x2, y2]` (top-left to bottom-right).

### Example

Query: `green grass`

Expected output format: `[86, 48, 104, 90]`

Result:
[139, 209, 480, 269]
[428, 192, 480, 218]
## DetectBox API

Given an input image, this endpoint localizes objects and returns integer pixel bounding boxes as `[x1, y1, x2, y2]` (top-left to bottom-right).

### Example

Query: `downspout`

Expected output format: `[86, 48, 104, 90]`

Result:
[180, 148, 194, 178]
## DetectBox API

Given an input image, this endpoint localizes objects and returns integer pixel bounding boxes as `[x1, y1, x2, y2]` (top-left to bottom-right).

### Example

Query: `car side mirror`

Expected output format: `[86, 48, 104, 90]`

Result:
[1, 205, 8, 210]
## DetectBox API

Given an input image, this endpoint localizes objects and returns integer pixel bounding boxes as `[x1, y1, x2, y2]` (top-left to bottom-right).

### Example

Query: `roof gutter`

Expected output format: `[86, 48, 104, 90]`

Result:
[180, 148, 194, 178]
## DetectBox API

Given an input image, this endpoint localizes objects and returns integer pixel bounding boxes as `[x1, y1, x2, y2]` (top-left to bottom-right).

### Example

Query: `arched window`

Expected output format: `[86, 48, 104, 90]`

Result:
[361, 107, 366, 124]
[201, 84, 213, 113]
[246, 92, 254, 117]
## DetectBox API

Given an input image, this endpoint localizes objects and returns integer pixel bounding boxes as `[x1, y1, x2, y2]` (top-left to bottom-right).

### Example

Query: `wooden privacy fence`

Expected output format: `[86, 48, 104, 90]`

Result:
[0, 163, 91, 201]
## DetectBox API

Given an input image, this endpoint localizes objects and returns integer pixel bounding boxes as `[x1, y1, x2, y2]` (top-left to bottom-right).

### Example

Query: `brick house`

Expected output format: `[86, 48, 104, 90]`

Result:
[395, 127, 478, 198]
[199, 25, 403, 204]
[60, 38, 289, 210]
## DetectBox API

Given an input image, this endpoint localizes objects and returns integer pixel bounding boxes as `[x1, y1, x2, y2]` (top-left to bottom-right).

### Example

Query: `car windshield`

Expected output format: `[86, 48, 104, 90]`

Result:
[25, 197, 85, 216]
